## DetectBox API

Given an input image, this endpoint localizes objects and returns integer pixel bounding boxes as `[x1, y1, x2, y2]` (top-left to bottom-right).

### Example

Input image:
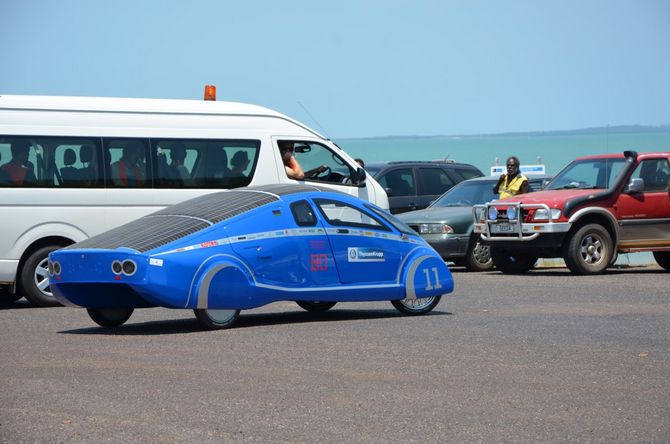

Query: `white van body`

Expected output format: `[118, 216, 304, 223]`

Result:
[0, 95, 387, 305]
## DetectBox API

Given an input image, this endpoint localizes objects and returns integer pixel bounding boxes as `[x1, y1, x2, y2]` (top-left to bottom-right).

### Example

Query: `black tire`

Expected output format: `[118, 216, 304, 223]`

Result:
[490, 248, 537, 274]
[391, 295, 441, 315]
[653, 251, 670, 270]
[464, 235, 494, 272]
[296, 301, 337, 312]
[0, 286, 22, 305]
[194, 308, 240, 330]
[563, 223, 613, 275]
[87, 308, 134, 328]
[20, 245, 64, 307]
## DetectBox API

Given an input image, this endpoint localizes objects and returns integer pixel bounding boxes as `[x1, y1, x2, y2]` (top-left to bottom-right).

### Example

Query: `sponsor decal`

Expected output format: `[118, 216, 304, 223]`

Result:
[309, 240, 327, 250]
[200, 241, 218, 248]
[347, 247, 385, 262]
[272, 210, 281, 216]
[149, 258, 164, 267]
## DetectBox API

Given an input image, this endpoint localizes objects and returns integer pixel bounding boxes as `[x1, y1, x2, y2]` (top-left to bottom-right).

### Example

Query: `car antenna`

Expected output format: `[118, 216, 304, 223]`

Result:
[298, 101, 331, 140]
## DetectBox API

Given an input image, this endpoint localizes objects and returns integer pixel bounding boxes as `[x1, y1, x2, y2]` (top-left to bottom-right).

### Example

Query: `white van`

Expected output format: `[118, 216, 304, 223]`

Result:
[0, 94, 387, 306]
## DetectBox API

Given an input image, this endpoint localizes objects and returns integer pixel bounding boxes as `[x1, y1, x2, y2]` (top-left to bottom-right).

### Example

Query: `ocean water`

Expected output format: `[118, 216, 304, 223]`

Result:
[337, 131, 670, 176]
[336, 130, 670, 266]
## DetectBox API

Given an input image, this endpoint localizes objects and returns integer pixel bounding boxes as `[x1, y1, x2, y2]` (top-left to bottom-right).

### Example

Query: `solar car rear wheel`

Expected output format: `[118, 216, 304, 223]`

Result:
[194, 309, 240, 330]
[87, 308, 134, 328]
[296, 301, 337, 312]
[392, 295, 441, 315]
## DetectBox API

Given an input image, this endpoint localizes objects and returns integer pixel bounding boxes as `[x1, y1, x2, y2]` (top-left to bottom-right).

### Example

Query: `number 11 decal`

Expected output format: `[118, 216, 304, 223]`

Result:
[422, 267, 442, 290]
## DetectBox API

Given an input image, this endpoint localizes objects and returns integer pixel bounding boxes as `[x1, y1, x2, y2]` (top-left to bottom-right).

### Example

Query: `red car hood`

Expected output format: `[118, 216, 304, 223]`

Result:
[494, 189, 604, 209]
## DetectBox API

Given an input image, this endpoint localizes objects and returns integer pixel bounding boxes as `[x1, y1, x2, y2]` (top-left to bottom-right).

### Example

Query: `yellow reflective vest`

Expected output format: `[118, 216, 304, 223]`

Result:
[499, 174, 528, 199]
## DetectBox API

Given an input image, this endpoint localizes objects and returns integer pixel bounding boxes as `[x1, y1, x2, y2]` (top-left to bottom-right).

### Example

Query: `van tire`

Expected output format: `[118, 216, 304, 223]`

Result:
[563, 224, 613, 275]
[20, 245, 63, 307]
[653, 251, 670, 270]
[0, 286, 22, 304]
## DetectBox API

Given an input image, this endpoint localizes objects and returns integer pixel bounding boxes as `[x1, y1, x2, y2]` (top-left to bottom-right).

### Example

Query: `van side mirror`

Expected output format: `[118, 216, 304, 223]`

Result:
[352, 167, 366, 186]
[625, 178, 644, 193]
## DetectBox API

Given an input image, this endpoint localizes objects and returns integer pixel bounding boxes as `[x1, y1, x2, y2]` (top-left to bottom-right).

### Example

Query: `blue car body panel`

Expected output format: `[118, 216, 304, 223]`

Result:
[50, 185, 454, 311]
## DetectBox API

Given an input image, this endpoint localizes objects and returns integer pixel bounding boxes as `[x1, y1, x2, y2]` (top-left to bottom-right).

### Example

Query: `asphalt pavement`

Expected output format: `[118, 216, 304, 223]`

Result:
[1, 265, 668, 443]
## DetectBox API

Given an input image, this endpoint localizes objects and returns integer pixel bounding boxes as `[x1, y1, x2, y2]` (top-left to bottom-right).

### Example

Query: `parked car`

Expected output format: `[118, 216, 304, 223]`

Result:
[364, 160, 484, 214]
[49, 184, 454, 330]
[398, 175, 551, 271]
[474, 150, 670, 274]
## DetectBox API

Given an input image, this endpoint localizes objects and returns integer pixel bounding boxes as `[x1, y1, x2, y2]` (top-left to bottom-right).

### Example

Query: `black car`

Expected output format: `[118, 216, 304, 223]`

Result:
[397, 175, 552, 271]
[365, 160, 484, 214]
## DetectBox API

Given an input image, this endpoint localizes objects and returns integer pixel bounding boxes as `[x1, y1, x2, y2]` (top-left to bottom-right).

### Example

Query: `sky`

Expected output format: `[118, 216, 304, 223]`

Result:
[1, 0, 669, 138]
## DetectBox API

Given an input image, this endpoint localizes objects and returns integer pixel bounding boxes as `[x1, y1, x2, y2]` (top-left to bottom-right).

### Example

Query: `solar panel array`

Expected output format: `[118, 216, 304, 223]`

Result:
[68, 190, 279, 253]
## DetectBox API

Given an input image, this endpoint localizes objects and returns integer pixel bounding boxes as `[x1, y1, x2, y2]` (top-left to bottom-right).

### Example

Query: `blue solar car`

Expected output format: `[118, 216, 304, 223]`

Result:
[49, 185, 454, 330]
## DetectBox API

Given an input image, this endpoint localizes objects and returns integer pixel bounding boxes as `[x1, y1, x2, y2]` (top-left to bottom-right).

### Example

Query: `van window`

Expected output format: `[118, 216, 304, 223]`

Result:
[0, 136, 103, 188]
[286, 141, 355, 185]
[153, 139, 260, 189]
[105, 138, 151, 188]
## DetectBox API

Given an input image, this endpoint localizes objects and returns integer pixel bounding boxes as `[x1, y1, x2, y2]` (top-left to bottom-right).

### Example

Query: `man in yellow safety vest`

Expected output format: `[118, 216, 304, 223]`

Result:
[493, 156, 528, 199]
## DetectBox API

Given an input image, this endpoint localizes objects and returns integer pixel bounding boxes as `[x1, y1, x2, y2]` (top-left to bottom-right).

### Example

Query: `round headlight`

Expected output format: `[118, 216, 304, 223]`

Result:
[488, 207, 498, 220]
[111, 260, 123, 275]
[507, 206, 517, 220]
[48, 261, 54, 276]
[53, 261, 61, 275]
[122, 260, 137, 276]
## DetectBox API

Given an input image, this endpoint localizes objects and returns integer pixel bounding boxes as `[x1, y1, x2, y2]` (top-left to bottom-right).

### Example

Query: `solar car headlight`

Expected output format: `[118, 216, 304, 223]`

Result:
[122, 260, 137, 276]
[532, 208, 562, 221]
[53, 261, 61, 275]
[419, 223, 454, 234]
[111, 260, 123, 275]
[506, 206, 517, 220]
[488, 207, 498, 220]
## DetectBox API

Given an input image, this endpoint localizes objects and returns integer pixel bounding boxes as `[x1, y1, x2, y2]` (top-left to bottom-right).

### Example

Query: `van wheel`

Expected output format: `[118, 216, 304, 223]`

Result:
[464, 235, 493, 272]
[20, 245, 64, 307]
[194, 308, 240, 330]
[296, 301, 337, 312]
[87, 308, 134, 328]
[490, 248, 536, 274]
[653, 251, 670, 270]
[563, 224, 613, 275]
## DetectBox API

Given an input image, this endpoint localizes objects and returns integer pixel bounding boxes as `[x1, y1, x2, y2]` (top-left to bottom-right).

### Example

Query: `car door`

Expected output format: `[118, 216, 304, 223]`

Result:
[417, 167, 456, 209]
[375, 167, 418, 214]
[616, 157, 670, 249]
[313, 198, 404, 284]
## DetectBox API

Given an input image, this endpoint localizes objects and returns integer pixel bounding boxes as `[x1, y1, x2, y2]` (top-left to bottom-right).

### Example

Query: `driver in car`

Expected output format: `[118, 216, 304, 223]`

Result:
[279, 141, 328, 180]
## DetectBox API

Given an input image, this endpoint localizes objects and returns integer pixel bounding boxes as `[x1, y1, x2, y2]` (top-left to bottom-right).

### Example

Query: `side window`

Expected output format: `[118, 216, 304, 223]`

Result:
[314, 198, 390, 231]
[152, 139, 201, 188]
[631, 159, 670, 192]
[0, 136, 102, 188]
[53, 140, 103, 188]
[186, 139, 259, 189]
[419, 167, 455, 195]
[377, 168, 416, 197]
[454, 168, 482, 180]
[290, 200, 317, 227]
[287, 141, 354, 184]
[104, 138, 151, 188]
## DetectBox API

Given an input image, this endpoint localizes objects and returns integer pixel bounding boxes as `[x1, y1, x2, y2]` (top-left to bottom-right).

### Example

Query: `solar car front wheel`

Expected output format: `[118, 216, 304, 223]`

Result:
[296, 301, 337, 312]
[194, 309, 241, 330]
[391, 296, 441, 315]
[87, 308, 134, 328]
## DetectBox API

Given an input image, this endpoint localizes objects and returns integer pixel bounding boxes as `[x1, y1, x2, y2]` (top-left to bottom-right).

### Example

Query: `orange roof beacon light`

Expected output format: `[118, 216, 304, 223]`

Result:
[204, 85, 217, 101]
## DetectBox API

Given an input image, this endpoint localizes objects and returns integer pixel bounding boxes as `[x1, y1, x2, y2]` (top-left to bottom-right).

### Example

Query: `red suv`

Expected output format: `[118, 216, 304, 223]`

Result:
[473, 151, 670, 274]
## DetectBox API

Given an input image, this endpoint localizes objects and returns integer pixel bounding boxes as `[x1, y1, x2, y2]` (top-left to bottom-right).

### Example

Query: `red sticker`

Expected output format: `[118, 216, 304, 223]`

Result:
[310, 254, 329, 271]
[200, 241, 218, 248]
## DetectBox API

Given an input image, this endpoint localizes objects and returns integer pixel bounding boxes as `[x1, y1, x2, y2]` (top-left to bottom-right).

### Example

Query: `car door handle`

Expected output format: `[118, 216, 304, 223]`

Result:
[337, 228, 349, 234]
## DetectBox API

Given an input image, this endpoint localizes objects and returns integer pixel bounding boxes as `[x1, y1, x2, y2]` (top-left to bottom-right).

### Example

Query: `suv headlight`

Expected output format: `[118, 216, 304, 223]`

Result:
[419, 223, 454, 234]
[532, 208, 562, 221]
